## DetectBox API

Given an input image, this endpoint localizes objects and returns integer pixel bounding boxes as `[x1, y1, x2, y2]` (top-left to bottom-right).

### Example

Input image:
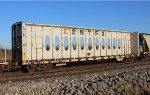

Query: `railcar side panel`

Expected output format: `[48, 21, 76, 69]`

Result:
[106, 31, 112, 56]
[117, 32, 122, 55]
[25, 26, 32, 61]
[31, 26, 36, 61]
[86, 30, 94, 58]
[43, 27, 53, 60]
[100, 30, 106, 56]
[123, 33, 127, 55]
[125, 33, 128, 55]
[79, 29, 86, 58]
[52, 27, 62, 59]
[94, 30, 100, 57]
[62, 27, 70, 59]
[128, 33, 131, 54]
[112, 32, 117, 55]
[125, 33, 130, 55]
[36, 26, 43, 60]
[71, 28, 78, 59]
[121, 33, 125, 55]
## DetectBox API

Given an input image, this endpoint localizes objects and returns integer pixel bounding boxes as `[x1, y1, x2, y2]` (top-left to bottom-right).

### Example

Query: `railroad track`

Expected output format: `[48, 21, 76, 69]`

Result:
[0, 59, 150, 83]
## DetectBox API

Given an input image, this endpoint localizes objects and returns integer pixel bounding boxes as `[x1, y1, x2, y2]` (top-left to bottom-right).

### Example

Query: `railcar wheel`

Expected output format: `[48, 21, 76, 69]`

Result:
[44, 64, 52, 70]
[36, 64, 51, 71]
[27, 64, 36, 72]
[36, 64, 46, 71]
[43, 64, 48, 71]
[129, 57, 135, 62]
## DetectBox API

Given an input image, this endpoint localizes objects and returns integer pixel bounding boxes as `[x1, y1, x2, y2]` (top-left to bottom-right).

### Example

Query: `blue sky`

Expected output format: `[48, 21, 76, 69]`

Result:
[0, 1, 150, 48]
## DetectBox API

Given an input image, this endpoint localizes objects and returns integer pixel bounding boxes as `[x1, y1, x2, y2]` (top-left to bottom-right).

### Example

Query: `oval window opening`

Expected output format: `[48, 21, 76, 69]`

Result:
[55, 36, 60, 51]
[80, 37, 84, 50]
[64, 36, 69, 50]
[118, 38, 121, 49]
[88, 37, 92, 50]
[113, 38, 116, 49]
[108, 38, 110, 49]
[72, 36, 77, 50]
[45, 35, 50, 51]
[96, 37, 99, 50]
[102, 38, 105, 49]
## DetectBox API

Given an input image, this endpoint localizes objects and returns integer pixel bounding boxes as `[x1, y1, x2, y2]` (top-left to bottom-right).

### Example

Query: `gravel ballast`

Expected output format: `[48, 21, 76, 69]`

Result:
[0, 65, 150, 95]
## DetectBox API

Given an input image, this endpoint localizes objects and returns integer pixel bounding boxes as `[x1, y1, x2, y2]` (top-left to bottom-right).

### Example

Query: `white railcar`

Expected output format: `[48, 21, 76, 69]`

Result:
[12, 22, 133, 68]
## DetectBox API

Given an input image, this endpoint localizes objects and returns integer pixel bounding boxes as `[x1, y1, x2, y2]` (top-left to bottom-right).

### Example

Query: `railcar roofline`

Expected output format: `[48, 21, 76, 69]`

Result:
[13, 21, 132, 33]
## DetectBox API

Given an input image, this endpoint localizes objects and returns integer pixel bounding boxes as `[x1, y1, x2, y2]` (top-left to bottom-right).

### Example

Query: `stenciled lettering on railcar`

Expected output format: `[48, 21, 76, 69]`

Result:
[88, 30, 91, 35]
[64, 28, 68, 34]
[80, 30, 84, 35]
[72, 29, 99, 36]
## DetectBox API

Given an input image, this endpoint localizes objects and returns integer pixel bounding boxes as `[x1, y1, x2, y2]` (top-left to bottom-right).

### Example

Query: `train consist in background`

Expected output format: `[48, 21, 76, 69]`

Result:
[10, 22, 150, 72]
[0, 21, 150, 72]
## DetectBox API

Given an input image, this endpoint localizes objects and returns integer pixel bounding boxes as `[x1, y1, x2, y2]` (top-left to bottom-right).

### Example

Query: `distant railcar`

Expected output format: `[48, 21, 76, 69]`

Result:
[11, 22, 149, 72]
[139, 33, 150, 56]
